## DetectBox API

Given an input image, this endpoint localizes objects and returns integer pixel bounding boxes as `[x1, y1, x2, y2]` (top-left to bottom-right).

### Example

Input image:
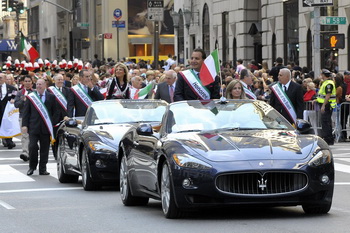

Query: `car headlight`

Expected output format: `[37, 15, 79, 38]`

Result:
[172, 153, 212, 170]
[308, 148, 332, 167]
[88, 141, 115, 152]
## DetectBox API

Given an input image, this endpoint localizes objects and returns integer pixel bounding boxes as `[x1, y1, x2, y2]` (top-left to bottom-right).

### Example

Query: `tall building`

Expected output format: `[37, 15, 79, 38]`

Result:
[173, 0, 350, 73]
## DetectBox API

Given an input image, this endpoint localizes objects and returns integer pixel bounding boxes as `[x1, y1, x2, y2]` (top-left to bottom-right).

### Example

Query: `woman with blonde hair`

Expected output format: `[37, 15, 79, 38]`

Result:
[225, 79, 247, 99]
[106, 62, 130, 99]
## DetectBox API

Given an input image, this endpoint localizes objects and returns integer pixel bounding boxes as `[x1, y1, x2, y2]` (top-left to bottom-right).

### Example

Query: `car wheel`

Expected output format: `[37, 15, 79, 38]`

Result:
[81, 148, 99, 191]
[161, 162, 182, 219]
[57, 136, 79, 183]
[302, 202, 332, 214]
[120, 155, 149, 206]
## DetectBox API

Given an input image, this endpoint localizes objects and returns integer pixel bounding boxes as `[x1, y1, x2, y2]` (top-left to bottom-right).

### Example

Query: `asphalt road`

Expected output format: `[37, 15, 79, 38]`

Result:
[0, 137, 350, 233]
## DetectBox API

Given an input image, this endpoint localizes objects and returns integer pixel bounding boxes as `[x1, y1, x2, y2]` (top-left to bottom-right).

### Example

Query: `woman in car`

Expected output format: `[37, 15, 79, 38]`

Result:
[105, 62, 130, 99]
[225, 79, 247, 99]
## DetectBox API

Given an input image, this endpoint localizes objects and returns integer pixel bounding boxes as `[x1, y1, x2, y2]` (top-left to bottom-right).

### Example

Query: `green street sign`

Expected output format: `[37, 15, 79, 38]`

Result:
[320, 16, 346, 25]
[77, 22, 89, 27]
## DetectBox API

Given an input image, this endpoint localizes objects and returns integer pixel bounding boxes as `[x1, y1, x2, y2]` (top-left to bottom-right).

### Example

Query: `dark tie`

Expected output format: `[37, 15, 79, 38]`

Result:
[0, 85, 2, 100]
[39, 94, 43, 100]
[169, 85, 174, 103]
[284, 85, 287, 92]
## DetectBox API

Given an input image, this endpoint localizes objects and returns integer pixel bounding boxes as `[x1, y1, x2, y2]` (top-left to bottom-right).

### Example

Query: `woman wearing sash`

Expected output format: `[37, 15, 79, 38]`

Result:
[106, 63, 130, 99]
[225, 80, 247, 100]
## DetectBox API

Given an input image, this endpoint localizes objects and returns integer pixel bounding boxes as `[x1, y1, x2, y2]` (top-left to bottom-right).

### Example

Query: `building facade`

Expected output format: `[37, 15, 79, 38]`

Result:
[173, 0, 350, 73]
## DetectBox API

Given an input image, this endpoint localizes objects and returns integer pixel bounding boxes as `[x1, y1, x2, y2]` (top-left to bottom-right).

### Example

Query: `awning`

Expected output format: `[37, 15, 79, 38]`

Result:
[0, 40, 18, 52]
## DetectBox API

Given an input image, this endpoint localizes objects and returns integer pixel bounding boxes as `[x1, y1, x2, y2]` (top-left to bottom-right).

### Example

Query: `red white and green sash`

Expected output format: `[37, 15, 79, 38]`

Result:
[71, 83, 93, 108]
[27, 92, 55, 143]
[240, 81, 257, 99]
[270, 83, 297, 123]
[48, 86, 67, 111]
[180, 70, 211, 100]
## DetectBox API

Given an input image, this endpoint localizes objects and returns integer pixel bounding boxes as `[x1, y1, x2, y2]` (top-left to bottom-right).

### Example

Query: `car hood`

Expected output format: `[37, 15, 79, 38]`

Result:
[86, 124, 135, 149]
[168, 130, 316, 162]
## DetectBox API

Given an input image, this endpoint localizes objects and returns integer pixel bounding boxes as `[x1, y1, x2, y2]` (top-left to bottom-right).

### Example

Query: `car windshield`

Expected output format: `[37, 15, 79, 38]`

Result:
[167, 100, 294, 133]
[87, 100, 168, 125]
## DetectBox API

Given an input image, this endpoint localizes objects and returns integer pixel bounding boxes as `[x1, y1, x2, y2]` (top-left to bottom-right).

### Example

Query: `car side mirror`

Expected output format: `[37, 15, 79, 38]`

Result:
[296, 119, 314, 135]
[65, 119, 78, 128]
[136, 123, 153, 136]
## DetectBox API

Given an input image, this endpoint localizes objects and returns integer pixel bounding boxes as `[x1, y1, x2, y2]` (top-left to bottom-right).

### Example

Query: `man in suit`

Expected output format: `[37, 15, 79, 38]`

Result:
[22, 78, 57, 176]
[174, 48, 220, 101]
[269, 57, 286, 82]
[269, 68, 304, 124]
[49, 73, 71, 159]
[154, 70, 177, 103]
[0, 73, 17, 149]
[59, 69, 71, 88]
[67, 69, 104, 117]
[14, 75, 34, 161]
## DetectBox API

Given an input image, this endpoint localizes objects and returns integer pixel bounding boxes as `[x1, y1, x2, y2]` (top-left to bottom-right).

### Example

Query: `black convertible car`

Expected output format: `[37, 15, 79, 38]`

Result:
[56, 99, 167, 190]
[119, 100, 334, 218]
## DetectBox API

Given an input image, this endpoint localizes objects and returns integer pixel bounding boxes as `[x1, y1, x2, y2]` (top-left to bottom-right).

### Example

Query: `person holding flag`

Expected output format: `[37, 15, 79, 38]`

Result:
[22, 78, 58, 176]
[67, 69, 104, 118]
[129, 76, 154, 99]
[174, 48, 220, 101]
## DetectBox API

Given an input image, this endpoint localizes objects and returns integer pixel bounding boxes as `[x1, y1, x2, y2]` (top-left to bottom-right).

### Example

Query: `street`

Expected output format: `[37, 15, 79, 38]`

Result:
[0, 136, 350, 233]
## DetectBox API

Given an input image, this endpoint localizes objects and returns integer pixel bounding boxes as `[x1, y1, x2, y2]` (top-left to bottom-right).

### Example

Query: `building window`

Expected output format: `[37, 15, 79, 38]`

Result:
[307, 29, 312, 70]
[202, 4, 210, 57]
[283, 0, 299, 65]
[28, 6, 39, 35]
[222, 12, 229, 63]
[232, 37, 237, 67]
[178, 9, 185, 64]
[272, 33, 276, 67]
[348, 25, 350, 70]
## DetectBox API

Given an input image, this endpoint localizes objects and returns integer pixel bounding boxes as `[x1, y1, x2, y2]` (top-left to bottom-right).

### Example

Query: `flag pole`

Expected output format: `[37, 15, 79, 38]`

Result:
[216, 49, 224, 100]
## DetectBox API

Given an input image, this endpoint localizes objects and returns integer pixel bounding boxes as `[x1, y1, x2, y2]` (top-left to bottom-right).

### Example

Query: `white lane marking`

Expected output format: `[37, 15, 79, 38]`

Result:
[0, 187, 82, 194]
[0, 165, 34, 183]
[335, 182, 350, 185]
[0, 200, 15, 209]
[0, 149, 22, 152]
[334, 163, 350, 174]
[337, 158, 350, 163]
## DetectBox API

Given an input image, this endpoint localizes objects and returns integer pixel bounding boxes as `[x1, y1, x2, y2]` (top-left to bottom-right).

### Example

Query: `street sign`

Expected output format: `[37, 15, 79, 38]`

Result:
[77, 22, 89, 27]
[113, 8, 122, 21]
[303, 0, 333, 7]
[104, 33, 113, 39]
[112, 20, 125, 28]
[147, 0, 164, 21]
[320, 16, 346, 25]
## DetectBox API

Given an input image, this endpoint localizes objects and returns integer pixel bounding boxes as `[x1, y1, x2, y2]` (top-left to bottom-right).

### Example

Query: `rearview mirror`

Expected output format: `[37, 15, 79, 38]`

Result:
[65, 119, 78, 128]
[296, 119, 314, 135]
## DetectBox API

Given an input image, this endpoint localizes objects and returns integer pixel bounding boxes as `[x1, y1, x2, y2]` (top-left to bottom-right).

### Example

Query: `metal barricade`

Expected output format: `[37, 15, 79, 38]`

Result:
[334, 102, 350, 142]
[303, 101, 321, 136]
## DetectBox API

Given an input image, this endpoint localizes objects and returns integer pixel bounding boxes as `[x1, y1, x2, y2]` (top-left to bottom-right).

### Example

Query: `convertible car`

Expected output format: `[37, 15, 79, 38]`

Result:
[56, 99, 167, 190]
[119, 99, 334, 218]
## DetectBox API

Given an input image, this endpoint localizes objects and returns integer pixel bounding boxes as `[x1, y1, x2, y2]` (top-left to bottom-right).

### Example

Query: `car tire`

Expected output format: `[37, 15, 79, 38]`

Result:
[120, 155, 149, 206]
[81, 148, 99, 191]
[302, 202, 332, 214]
[57, 136, 79, 183]
[161, 162, 182, 219]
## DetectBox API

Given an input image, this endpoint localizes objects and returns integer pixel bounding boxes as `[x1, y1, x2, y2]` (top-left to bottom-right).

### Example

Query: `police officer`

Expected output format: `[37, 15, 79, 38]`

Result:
[317, 69, 337, 145]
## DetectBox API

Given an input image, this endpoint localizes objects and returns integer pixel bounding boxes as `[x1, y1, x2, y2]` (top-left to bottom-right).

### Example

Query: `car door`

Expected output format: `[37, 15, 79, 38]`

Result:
[132, 124, 160, 194]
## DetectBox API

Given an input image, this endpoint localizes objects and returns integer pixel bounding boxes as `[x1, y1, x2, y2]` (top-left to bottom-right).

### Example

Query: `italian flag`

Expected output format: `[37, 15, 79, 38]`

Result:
[19, 32, 40, 63]
[199, 49, 220, 86]
[133, 83, 153, 99]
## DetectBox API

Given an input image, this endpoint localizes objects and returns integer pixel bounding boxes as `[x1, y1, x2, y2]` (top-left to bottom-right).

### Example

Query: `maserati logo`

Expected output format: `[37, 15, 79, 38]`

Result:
[259, 162, 264, 167]
[258, 177, 267, 191]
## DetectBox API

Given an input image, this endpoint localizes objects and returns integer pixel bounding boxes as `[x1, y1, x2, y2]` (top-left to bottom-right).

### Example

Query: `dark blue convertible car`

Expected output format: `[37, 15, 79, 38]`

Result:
[119, 100, 334, 218]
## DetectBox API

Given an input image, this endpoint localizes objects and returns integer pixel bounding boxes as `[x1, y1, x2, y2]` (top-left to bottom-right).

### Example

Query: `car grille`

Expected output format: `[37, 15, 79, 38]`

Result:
[216, 172, 308, 195]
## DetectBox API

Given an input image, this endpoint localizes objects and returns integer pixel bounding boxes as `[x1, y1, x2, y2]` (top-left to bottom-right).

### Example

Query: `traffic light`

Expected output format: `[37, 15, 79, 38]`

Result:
[2, 0, 8, 11]
[7, 0, 18, 12]
[323, 33, 345, 49]
[16, 1, 24, 14]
